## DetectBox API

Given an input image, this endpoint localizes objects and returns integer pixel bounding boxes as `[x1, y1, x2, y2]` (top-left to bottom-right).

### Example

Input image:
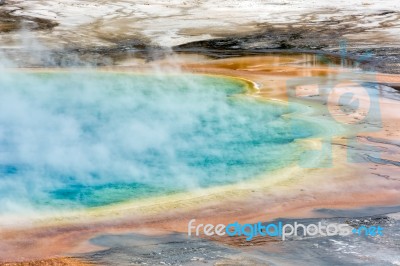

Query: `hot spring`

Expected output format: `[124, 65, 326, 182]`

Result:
[0, 72, 321, 214]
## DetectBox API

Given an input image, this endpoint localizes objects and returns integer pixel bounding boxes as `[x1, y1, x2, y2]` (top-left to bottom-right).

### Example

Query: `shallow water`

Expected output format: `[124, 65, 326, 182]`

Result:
[78, 213, 400, 266]
[0, 72, 320, 213]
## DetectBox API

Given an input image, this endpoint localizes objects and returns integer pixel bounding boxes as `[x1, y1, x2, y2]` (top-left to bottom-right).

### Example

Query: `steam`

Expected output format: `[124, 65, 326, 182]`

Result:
[0, 32, 316, 217]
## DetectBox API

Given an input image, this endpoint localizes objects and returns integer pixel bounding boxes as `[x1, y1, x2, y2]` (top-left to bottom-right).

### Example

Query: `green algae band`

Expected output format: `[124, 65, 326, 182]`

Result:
[0, 72, 317, 212]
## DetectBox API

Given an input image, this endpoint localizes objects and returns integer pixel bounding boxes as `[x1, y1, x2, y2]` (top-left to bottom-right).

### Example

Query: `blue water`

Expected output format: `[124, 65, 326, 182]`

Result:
[0, 72, 319, 212]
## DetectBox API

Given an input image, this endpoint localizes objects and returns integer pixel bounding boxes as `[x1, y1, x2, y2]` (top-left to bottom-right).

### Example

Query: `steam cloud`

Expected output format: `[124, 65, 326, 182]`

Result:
[0, 33, 316, 217]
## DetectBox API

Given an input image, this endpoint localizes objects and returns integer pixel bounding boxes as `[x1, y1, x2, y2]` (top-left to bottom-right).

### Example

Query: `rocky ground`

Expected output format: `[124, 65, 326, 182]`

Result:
[0, 0, 399, 73]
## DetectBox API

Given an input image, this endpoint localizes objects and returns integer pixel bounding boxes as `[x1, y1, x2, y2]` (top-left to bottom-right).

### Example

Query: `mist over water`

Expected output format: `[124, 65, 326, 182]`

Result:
[0, 72, 317, 214]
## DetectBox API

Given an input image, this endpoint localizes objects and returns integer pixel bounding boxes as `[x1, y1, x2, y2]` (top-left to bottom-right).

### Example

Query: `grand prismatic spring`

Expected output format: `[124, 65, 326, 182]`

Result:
[0, 0, 400, 265]
[0, 72, 320, 213]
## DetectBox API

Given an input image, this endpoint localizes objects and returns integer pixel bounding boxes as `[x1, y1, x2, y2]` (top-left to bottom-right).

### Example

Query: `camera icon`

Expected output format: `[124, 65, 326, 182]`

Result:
[286, 71, 382, 168]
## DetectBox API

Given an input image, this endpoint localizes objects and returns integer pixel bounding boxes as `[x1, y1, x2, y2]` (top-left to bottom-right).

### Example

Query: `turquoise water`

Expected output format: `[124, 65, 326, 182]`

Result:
[0, 72, 318, 212]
